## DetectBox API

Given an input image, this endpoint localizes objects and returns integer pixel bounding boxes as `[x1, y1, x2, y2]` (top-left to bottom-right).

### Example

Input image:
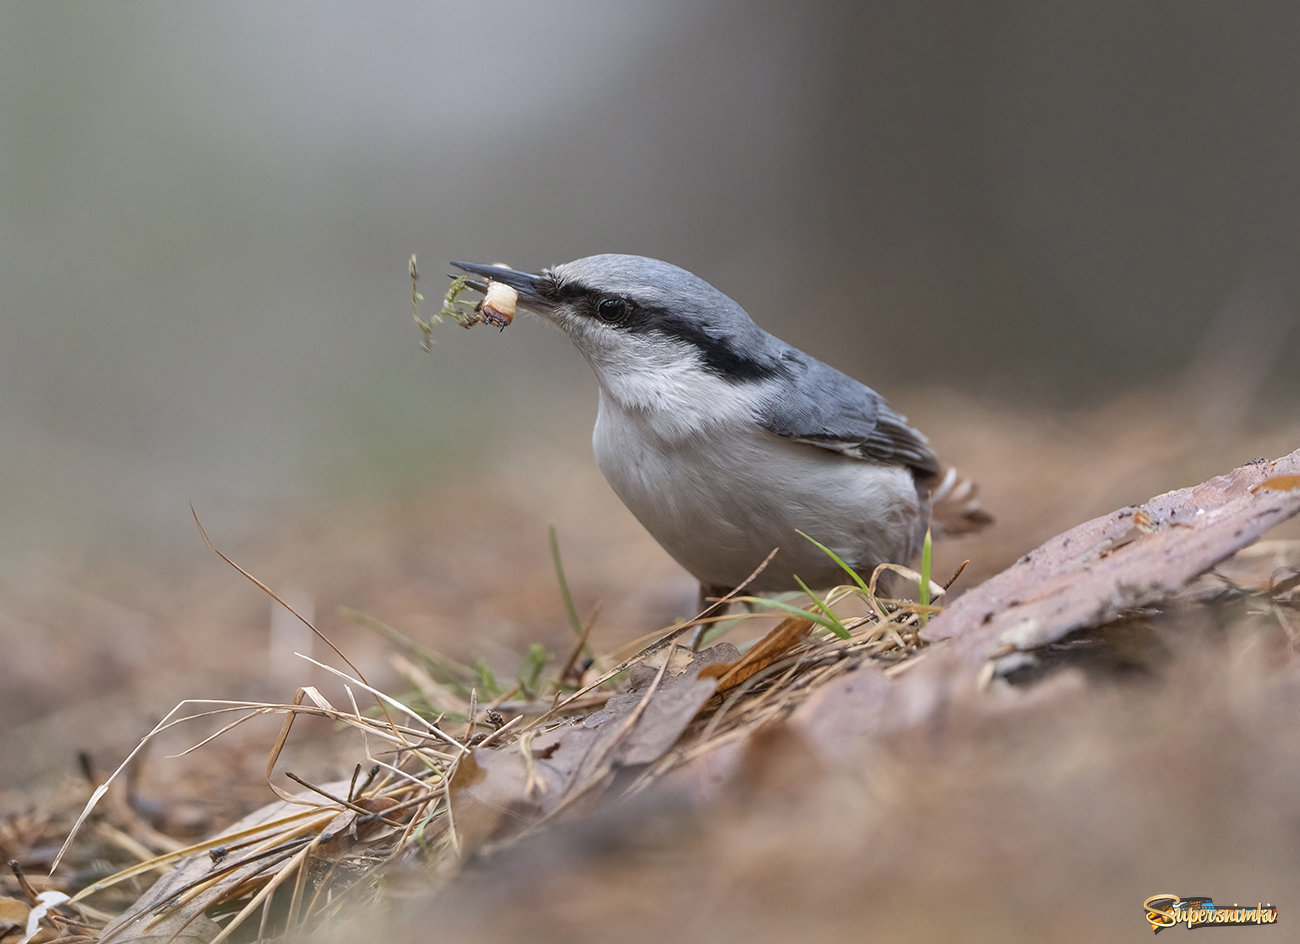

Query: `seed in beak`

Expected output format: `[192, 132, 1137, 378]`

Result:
[481, 279, 517, 329]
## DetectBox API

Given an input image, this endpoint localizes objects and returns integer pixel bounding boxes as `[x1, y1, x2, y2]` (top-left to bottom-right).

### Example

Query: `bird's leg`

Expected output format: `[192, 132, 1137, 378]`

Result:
[689, 583, 731, 650]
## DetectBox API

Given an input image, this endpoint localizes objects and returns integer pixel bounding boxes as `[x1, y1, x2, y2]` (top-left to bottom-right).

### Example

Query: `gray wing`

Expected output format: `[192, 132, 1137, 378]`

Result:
[756, 349, 941, 479]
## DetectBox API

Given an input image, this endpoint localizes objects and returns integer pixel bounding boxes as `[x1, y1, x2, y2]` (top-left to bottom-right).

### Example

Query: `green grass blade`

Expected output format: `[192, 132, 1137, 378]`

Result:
[737, 594, 843, 635]
[796, 530, 872, 595]
[518, 642, 549, 697]
[472, 658, 501, 697]
[548, 524, 596, 662]
[549, 524, 583, 637]
[917, 527, 933, 626]
[792, 574, 851, 639]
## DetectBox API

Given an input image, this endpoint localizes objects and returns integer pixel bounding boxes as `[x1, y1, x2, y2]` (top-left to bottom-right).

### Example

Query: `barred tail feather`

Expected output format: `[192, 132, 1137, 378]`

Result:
[928, 467, 993, 537]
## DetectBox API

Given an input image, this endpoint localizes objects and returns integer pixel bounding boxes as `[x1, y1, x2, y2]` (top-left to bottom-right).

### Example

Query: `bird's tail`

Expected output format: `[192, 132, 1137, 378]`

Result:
[927, 467, 993, 537]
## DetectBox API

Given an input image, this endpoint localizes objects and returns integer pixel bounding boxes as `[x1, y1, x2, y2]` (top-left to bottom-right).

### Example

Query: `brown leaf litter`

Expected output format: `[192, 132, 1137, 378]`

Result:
[9, 448, 1300, 944]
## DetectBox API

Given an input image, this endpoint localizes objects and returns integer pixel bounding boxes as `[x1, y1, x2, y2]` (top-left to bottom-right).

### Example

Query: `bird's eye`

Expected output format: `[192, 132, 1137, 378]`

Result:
[595, 297, 630, 324]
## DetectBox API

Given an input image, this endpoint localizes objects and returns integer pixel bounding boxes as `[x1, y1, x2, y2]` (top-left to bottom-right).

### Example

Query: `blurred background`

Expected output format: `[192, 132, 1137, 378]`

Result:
[3, 1, 1297, 573]
[4, 4, 1300, 939]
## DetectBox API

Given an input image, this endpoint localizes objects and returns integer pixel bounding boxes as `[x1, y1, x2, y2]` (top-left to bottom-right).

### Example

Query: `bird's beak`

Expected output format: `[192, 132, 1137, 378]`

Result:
[450, 261, 552, 312]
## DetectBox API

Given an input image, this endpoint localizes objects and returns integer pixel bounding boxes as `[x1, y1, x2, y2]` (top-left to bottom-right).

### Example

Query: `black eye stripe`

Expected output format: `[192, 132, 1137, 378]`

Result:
[628, 306, 787, 383]
[549, 281, 787, 384]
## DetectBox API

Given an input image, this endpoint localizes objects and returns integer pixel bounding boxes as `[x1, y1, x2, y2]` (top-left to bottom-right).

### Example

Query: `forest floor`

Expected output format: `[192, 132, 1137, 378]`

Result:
[2, 387, 1298, 943]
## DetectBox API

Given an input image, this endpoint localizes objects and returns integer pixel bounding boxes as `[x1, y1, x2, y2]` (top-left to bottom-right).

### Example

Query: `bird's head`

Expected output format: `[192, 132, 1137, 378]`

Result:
[451, 255, 788, 414]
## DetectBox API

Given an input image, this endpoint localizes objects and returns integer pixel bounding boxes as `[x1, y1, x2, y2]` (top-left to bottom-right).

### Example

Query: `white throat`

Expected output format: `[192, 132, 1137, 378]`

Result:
[584, 334, 760, 443]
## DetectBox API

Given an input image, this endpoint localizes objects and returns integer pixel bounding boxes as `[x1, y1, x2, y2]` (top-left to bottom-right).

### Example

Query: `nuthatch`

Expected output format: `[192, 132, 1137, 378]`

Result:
[452, 255, 988, 606]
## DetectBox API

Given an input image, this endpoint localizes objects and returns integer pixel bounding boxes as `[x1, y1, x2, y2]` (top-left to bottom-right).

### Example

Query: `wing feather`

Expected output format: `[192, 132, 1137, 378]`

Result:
[756, 350, 940, 479]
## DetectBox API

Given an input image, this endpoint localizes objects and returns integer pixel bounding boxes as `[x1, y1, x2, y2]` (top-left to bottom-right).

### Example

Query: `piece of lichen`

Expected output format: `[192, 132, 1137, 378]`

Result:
[411, 255, 486, 352]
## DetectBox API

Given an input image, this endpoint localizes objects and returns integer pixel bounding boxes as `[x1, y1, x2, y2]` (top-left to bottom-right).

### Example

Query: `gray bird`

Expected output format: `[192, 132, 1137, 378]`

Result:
[451, 255, 987, 606]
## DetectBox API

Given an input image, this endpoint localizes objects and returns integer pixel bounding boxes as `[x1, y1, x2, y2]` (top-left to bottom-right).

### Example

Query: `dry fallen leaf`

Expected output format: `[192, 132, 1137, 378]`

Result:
[447, 747, 559, 857]
[697, 616, 815, 693]
[448, 644, 731, 855]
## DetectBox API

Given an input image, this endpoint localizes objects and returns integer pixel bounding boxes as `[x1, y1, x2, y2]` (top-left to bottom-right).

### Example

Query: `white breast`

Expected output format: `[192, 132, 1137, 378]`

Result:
[591, 386, 926, 593]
